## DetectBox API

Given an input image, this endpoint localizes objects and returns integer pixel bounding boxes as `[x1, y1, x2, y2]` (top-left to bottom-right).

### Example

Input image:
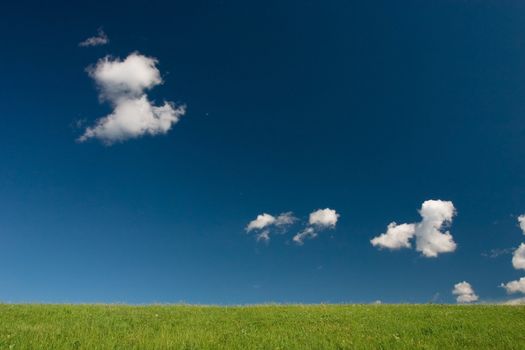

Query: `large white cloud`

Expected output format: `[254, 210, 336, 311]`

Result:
[452, 281, 479, 303]
[88, 53, 162, 101]
[79, 28, 109, 47]
[370, 200, 457, 258]
[79, 53, 185, 144]
[512, 243, 525, 270]
[245, 212, 297, 243]
[79, 96, 185, 144]
[415, 200, 457, 257]
[370, 222, 416, 250]
[501, 277, 525, 294]
[293, 208, 339, 245]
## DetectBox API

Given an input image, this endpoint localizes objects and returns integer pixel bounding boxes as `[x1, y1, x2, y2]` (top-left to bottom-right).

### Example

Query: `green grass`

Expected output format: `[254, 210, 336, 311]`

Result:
[0, 304, 523, 349]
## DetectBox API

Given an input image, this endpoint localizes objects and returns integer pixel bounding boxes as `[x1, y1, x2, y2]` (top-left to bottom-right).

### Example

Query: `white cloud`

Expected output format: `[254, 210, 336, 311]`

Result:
[88, 53, 162, 101]
[370, 222, 416, 250]
[79, 28, 109, 47]
[518, 215, 525, 235]
[309, 208, 339, 228]
[503, 297, 525, 305]
[512, 243, 525, 270]
[245, 212, 297, 243]
[78, 96, 185, 144]
[246, 213, 276, 232]
[79, 53, 185, 144]
[275, 212, 297, 226]
[292, 227, 316, 245]
[501, 277, 525, 294]
[452, 281, 479, 303]
[415, 200, 457, 258]
[370, 199, 457, 258]
[293, 208, 339, 245]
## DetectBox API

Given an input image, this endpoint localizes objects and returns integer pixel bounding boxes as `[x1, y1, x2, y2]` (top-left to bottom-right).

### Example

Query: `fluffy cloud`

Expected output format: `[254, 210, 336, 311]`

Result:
[518, 215, 525, 235]
[512, 243, 525, 270]
[293, 208, 339, 245]
[370, 222, 416, 250]
[79, 29, 109, 47]
[246, 213, 276, 232]
[245, 212, 297, 242]
[415, 200, 457, 257]
[370, 200, 457, 258]
[78, 96, 185, 144]
[501, 277, 525, 294]
[308, 208, 339, 228]
[79, 53, 185, 144]
[452, 281, 479, 303]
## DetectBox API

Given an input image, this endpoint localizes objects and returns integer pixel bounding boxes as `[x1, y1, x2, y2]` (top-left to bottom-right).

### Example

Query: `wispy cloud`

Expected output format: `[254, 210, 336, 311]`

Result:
[245, 212, 297, 243]
[79, 28, 109, 47]
[370, 200, 457, 258]
[78, 52, 185, 144]
[481, 247, 515, 258]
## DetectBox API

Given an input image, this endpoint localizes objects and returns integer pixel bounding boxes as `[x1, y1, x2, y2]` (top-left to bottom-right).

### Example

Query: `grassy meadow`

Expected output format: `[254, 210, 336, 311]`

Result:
[0, 304, 523, 349]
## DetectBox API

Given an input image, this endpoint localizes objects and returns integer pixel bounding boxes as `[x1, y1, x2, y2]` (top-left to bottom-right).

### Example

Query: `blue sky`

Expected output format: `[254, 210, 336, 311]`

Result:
[2, 0, 525, 304]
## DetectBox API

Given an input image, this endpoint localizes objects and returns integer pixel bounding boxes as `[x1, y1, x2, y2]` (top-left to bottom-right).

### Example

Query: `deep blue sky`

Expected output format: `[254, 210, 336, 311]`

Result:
[2, 0, 525, 303]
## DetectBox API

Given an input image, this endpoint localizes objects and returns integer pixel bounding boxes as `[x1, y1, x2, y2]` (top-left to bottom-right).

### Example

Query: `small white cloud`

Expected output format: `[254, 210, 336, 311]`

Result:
[245, 212, 297, 243]
[308, 208, 339, 228]
[501, 277, 525, 294]
[246, 213, 276, 232]
[518, 215, 525, 235]
[452, 281, 479, 303]
[370, 222, 416, 250]
[275, 212, 297, 227]
[79, 28, 109, 47]
[292, 227, 316, 245]
[293, 208, 339, 245]
[79, 52, 185, 144]
[370, 199, 457, 258]
[512, 243, 525, 270]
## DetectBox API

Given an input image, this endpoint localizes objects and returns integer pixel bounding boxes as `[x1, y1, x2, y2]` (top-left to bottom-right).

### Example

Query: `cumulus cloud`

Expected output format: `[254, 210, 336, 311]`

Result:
[370, 200, 457, 258]
[245, 212, 297, 242]
[452, 281, 479, 303]
[293, 208, 339, 245]
[246, 213, 276, 232]
[308, 208, 339, 228]
[501, 277, 525, 294]
[79, 28, 109, 47]
[512, 243, 525, 270]
[370, 222, 416, 250]
[79, 53, 185, 144]
[415, 200, 457, 257]
[518, 214, 525, 235]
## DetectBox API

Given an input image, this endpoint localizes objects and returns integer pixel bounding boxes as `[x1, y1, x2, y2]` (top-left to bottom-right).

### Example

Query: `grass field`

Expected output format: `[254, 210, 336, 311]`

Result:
[0, 304, 524, 349]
